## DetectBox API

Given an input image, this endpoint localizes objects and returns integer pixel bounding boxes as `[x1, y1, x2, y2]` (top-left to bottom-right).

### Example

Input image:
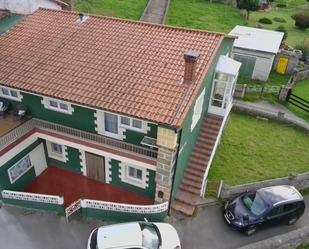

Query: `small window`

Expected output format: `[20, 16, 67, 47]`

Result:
[49, 100, 58, 108]
[121, 116, 130, 126]
[128, 166, 143, 180]
[132, 119, 142, 129]
[59, 103, 68, 111]
[10, 90, 18, 97]
[43, 97, 73, 114]
[51, 143, 63, 154]
[1, 88, 9, 95]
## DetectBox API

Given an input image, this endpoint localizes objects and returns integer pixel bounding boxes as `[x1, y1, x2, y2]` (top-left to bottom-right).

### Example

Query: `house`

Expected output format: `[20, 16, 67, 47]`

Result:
[229, 25, 284, 81]
[0, 0, 68, 15]
[0, 9, 240, 219]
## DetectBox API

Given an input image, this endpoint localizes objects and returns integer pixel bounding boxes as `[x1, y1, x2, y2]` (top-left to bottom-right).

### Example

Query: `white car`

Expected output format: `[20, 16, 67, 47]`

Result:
[87, 221, 181, 249]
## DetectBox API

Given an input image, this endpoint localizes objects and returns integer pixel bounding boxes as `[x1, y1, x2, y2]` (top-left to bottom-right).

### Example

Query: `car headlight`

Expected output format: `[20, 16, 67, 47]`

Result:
[232, 220, 244, 227]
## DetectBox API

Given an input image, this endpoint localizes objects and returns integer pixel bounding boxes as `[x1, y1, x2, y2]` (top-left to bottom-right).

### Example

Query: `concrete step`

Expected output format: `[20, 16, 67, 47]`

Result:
[180, 184, 201, 195]
[182, 177, 202, 189]
[186, 167, 204, 177]
[189, 155, 209, 166]
[192, 146, 212, 156]
[197, 136, 216, 146]
[183, 172, 203, 183]
[199, 132, 217, 141]
[176, 190, 200, 204]
[171, 200, 195, 216]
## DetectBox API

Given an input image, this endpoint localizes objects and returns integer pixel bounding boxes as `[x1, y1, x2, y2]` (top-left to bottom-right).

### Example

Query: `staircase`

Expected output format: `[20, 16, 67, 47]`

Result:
[172, 114, 223, 215]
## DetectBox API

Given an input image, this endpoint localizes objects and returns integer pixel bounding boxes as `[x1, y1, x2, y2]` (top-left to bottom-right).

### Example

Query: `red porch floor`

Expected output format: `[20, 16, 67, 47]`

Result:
[24, 166, 154, 207]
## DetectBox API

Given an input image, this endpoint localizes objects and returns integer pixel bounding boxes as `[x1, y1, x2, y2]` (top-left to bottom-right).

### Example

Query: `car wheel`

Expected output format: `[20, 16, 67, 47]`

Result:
[245, 227, 257, 236]
[287, 217, 298, 226]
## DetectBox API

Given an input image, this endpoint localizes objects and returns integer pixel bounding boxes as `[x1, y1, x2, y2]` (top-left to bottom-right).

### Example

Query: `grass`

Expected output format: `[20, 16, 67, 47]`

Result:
[166, 0, 246, 33]
[238, 73, 290, 86]
[248, 1, 309, 46]
[74, 0, 147, 20]
[284, 79, 309, 122]
[207, 112, 309, 186]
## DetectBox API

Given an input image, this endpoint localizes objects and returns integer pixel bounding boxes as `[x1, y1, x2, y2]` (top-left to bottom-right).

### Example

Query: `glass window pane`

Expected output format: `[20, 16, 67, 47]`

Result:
[51, 143, 62, 154]
[136, 169, 142, 180]
[129, 167, 135, 177]
[2, 88, 9, 95]
[121, 116, 130, 126]
[10, 90, 18, 97]
[59, 103, 68, 110]
[104, 113, 118, 134]
[132, 119, 142, 129]
[215, 72, 229, 81]
[49, 100, 58, 108]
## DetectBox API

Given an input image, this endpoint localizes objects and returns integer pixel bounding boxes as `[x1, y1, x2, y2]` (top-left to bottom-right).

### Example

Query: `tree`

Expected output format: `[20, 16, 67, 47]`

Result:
[237, 0, 260, 20]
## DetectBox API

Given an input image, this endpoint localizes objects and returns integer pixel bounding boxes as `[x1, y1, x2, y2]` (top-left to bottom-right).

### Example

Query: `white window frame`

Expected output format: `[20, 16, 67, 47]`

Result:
[191, 88, 205, 131]
[42, 97, 74, 115]
[8, 155, 33, 184]
[120, 163, 148, 189]
[103, 111, 121, 139]
[0, 86, 23, 101]
[119, 115, 147, 133]
[46, 141, 67, 162]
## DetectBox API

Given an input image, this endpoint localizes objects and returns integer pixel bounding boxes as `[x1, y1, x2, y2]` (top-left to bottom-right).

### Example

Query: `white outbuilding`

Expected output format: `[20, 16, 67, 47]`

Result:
[229, 25, 284, 81]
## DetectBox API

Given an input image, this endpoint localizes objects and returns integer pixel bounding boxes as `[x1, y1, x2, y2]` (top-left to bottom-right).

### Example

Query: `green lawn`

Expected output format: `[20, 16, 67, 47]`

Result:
[284, 79, 309, 121]
[166, 0, 245, 33]
[248, 2, 309, 46]
[238, 73, 290, 86]
[207, 112, 309, 186]
[75, 0, 147, 20]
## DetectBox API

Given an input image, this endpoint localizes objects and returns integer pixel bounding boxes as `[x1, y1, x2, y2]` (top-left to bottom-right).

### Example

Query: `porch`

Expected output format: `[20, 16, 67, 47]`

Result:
[0, 114, 29, 137]
[24, 166, 154, 207]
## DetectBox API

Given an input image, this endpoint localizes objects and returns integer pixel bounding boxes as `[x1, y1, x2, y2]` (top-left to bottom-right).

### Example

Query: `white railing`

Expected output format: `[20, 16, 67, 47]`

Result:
[81, 199, 168, 214]
[0, 118, 157, 159]
[200, 104, 233, 197]
[65, 199, 81, 222]
[1, 190, 64, 205]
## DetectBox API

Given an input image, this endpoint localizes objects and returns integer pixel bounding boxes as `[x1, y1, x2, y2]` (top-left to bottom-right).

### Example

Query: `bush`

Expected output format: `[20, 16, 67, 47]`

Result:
[276, 3, 287, 7]
[295, 44, 309, 61]
[276, 25, 288, 40]
[291, 12, 309, 30]
[258, 17, 273, 24]
[273, 17, 286, 23]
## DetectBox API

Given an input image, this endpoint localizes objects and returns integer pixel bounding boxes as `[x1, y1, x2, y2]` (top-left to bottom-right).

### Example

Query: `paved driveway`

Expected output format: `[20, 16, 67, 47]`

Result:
[0, 195, 308, 249]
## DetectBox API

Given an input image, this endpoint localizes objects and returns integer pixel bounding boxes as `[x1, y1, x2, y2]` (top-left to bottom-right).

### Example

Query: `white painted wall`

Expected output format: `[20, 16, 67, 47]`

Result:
[232, 47, 275, 81]
[29, 143, 47, 176]
[0, 0, 61, 15]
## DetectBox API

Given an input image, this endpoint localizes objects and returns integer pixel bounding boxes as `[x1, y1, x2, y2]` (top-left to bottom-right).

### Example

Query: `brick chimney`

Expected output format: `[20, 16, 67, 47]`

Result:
[183, 51, 200, 84]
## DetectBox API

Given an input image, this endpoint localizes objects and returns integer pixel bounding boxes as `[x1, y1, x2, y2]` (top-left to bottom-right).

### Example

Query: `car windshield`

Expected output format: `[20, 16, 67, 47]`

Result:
[242, 192, 268, 216]
[140, 223, 160, 249]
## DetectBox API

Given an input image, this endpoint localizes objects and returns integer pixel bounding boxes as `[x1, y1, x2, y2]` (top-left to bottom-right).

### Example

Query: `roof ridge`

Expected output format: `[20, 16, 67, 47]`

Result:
[37, 8, 232, 37]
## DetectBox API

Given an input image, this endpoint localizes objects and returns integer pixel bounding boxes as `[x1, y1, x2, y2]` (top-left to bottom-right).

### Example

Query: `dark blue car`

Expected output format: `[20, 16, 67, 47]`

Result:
[223, 185, 305, 235]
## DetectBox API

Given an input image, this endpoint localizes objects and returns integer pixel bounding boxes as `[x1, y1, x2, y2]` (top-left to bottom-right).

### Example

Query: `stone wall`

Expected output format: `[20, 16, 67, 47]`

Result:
[219, 173, 309, 201]
[238, 226, 309, 249]
[273, 50, 300, 75]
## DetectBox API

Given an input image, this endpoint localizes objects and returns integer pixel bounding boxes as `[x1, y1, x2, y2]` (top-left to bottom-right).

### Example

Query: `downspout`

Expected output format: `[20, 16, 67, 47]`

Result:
[167, 128, 182, 216]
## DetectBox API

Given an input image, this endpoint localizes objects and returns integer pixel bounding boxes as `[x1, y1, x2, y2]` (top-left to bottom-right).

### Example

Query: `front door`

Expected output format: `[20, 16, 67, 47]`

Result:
[85, 152, 105, 183]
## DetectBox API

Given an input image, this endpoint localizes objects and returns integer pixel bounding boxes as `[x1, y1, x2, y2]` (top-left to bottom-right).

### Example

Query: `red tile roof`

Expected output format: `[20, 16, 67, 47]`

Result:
[0, 9, 226, 127]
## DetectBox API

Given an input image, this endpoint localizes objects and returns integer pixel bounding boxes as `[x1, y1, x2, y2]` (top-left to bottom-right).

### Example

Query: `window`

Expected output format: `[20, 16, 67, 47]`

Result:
[0, 86, 22, 101]
[46, 141, 66, 162]
[104, 112, 118, 134]
[120, 115, 145, 132]
[191, 88, 205, 131]
[132, 119, 142, 129]
[128, 166, 143, 180]
[8, 155, 33, 183]
[42, 97, 73, 114]
[121, 116, 130, 126]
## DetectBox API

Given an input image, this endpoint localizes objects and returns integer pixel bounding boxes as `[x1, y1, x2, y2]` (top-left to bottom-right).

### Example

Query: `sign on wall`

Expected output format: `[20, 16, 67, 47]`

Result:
[8, 155, 33, 184]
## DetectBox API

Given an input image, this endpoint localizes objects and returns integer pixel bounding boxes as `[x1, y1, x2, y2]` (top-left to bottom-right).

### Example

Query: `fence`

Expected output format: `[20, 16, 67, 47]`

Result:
[287, 92, 309, 113]
[217, 172, 309, 201]
[81, 199, 169, 222]
[1, 190, 64, 214]
[234, 84, 282, 99]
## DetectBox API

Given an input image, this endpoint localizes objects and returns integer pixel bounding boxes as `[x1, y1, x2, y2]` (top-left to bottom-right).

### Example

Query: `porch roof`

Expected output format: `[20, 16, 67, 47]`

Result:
[24, 166, 154, 207]
[215, 55, 241, 76]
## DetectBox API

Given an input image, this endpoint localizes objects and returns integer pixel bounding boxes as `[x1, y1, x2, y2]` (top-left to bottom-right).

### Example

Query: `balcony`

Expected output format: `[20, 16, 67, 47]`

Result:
[0, 117, 158, 161]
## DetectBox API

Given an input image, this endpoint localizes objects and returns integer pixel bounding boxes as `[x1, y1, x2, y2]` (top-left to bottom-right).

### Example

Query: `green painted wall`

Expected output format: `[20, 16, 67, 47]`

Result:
[172, 38, 234, 197]
[109, 159, 156, 199]
[123, 123, 157, 145]
[2, 199, 64, 215]
[42, 140, 82, 174]
[0, 140, 41, 199]
[82, 208, 167, 222]
[4, 92, 96, 133]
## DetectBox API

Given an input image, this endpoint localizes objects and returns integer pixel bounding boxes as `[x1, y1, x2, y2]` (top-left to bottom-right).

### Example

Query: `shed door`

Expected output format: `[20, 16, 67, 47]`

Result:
[233, 54, 256, 78]
[85, 152, 105, 183]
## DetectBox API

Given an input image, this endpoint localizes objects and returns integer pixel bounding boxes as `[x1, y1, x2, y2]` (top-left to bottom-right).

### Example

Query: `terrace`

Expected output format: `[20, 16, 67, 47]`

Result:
[0, 114, 26, 137]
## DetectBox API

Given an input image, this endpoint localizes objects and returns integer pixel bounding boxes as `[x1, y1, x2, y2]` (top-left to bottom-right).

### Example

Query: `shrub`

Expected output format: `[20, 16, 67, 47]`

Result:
[276, 25, 288, 40]
[295, 44, 309, 61]
[276, 3, 287, 8]
[258, 17, 273, 24]
[273, 17, 286, 23]
[291, 12, 309, 30]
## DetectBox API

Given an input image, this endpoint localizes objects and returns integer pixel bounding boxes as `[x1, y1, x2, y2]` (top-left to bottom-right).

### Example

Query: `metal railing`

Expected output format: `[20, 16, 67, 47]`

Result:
[0, 118, 158, 159]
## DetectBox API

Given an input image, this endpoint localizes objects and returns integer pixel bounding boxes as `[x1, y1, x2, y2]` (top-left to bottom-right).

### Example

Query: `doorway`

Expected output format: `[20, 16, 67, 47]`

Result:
[85, 152, 105, 183]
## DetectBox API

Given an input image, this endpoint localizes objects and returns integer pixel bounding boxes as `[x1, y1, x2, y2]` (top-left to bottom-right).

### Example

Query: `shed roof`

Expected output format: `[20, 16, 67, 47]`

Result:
[229, 25, 283, 54]
[0, 9, 228, 127]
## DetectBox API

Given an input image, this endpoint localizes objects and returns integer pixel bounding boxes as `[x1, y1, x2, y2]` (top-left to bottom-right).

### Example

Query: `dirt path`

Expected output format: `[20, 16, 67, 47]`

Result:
[140, 0, 169, 24]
